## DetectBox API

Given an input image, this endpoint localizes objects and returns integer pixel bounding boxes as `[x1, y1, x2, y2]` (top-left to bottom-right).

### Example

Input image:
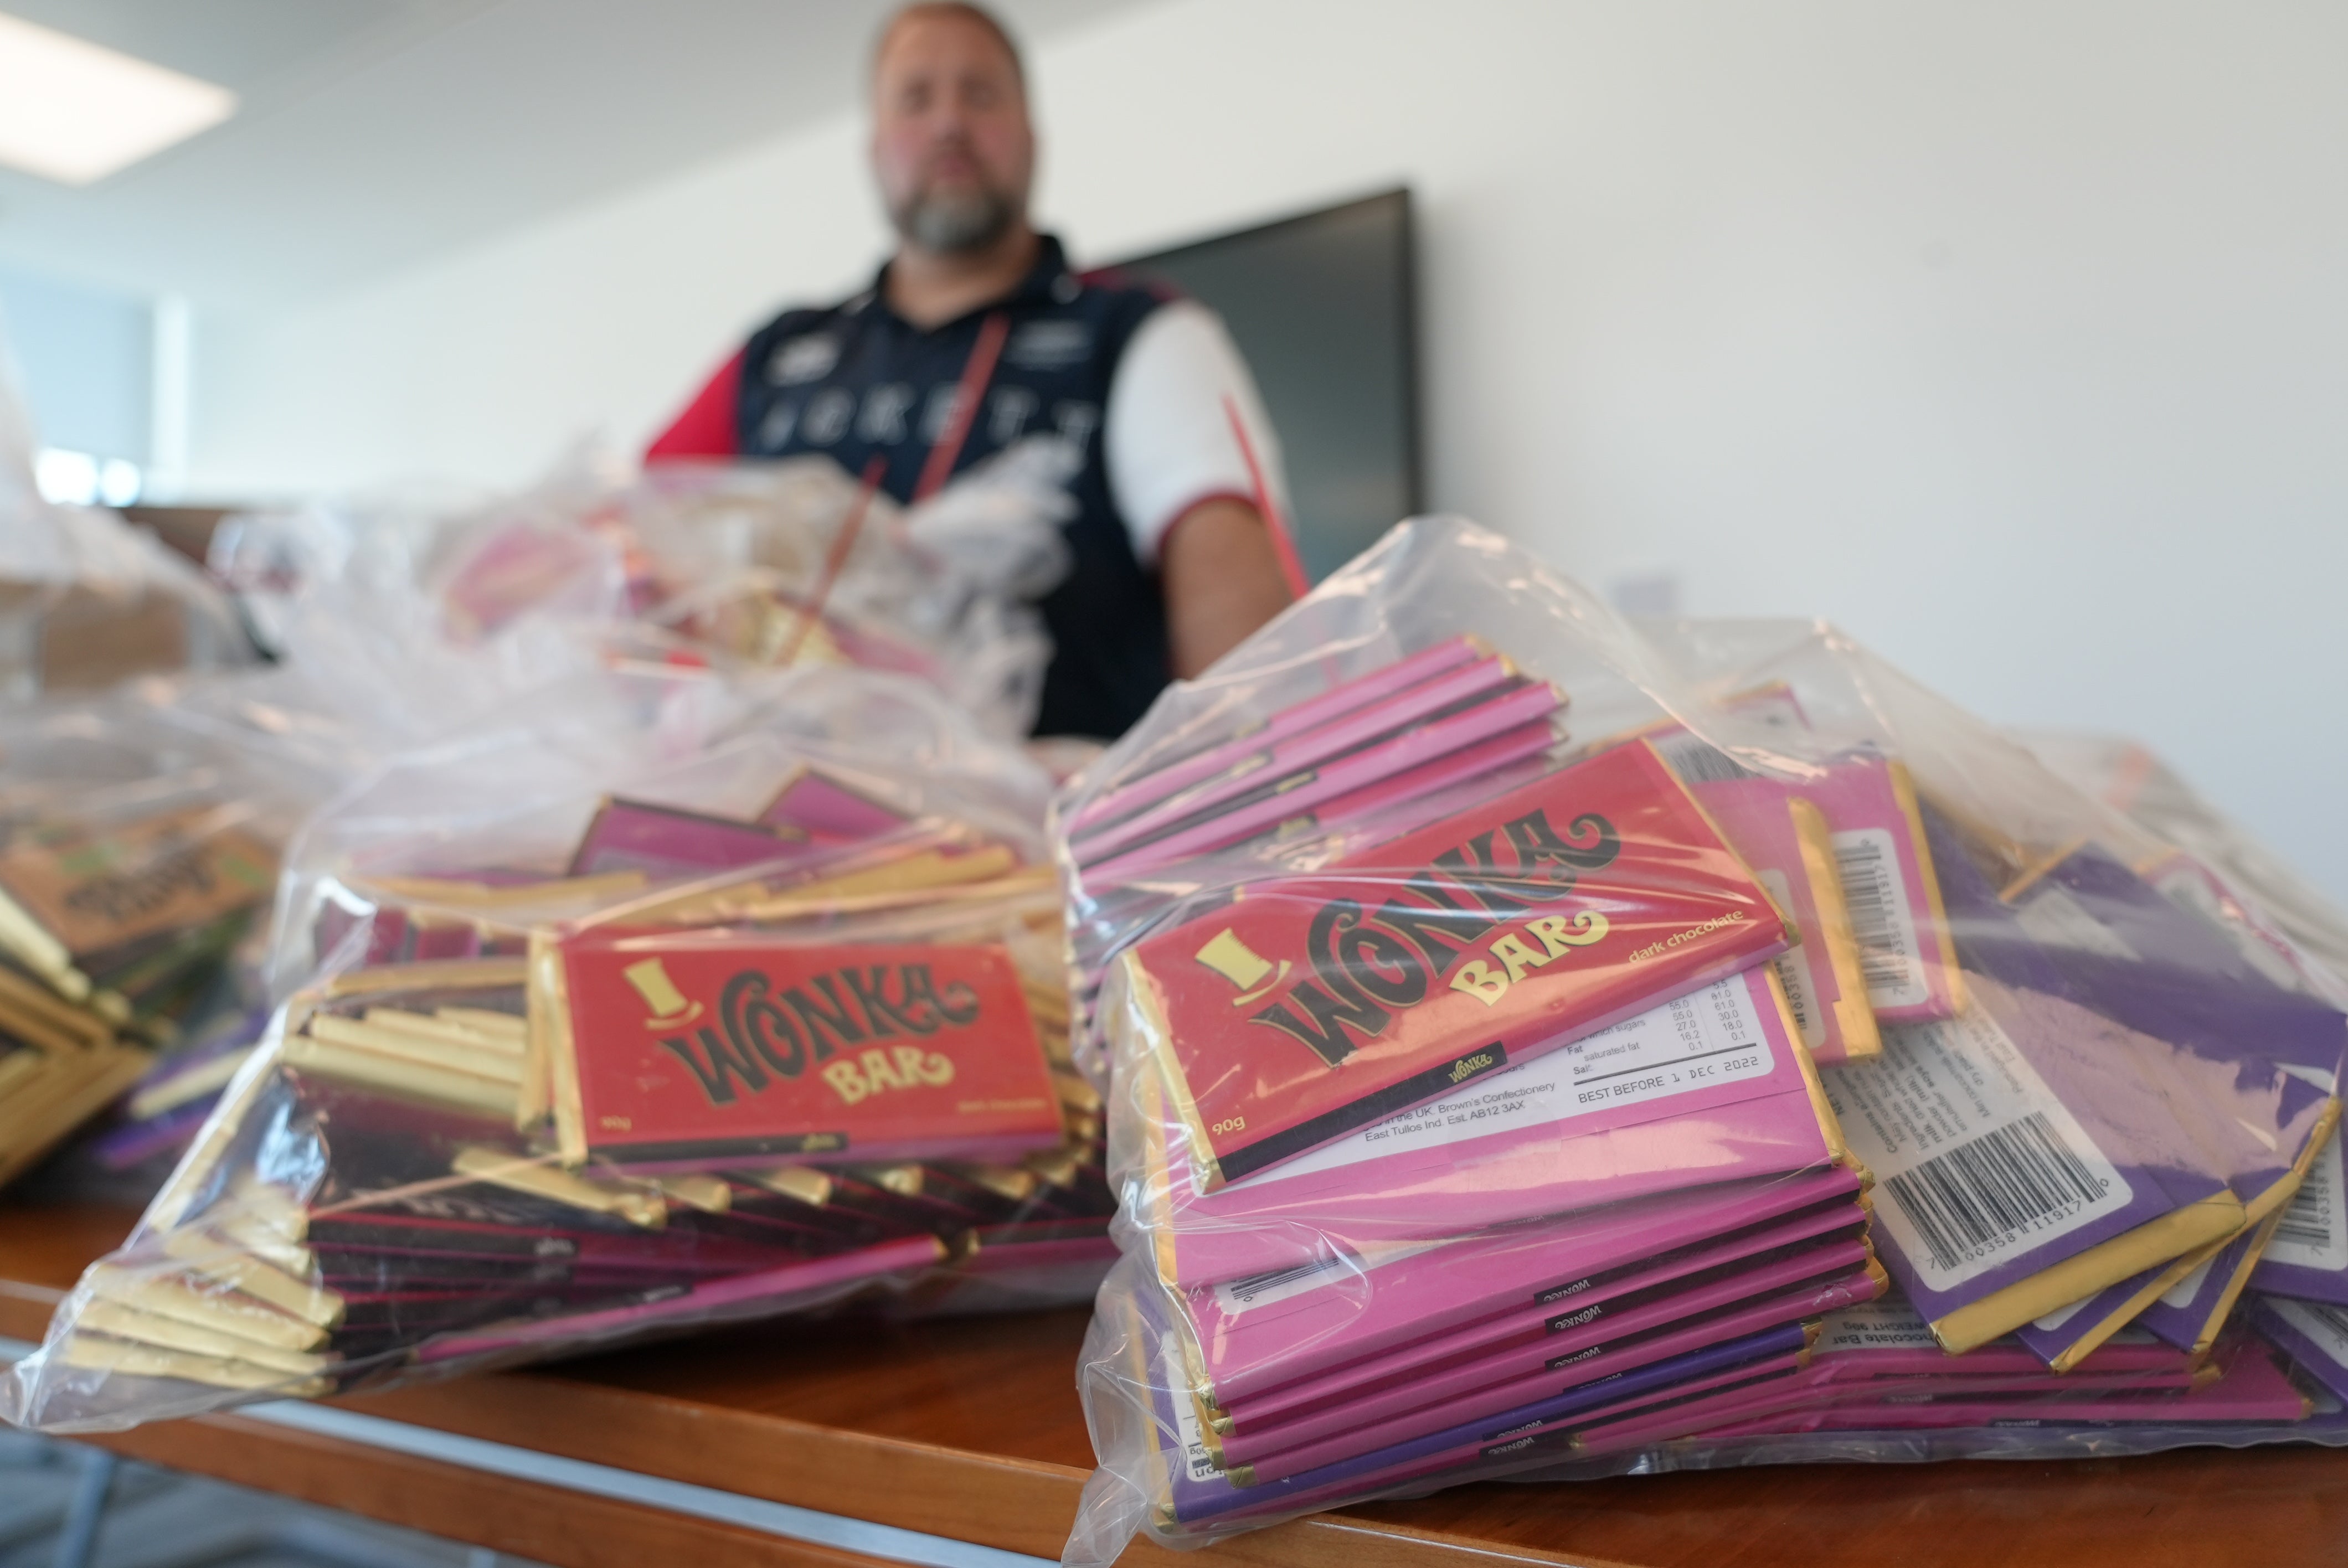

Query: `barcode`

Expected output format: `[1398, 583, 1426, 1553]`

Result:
[1835, 835, 1916, 997]
[1655, 735, 1758, 785]
[2304, 1302, 2348, 1338]
[1882, 1111, 2107, 1272]
[2276, 1179, 2332, 1249]
[1222, 1257, 1343, 1304]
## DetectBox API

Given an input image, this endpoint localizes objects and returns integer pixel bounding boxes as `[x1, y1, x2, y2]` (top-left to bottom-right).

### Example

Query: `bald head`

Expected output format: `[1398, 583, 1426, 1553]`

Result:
[869, 3, 1035, 256]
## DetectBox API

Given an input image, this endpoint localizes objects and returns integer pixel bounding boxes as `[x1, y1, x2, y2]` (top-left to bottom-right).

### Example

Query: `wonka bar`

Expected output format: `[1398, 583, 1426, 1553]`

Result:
[1208, 1230, 1877, 1444]
[1179, 1165, 1867, 1410]
[1947, 826, 2344, 1366]
[1222, 1257, 1886, 1486]
[1650, 728, 1879, 1064]
[1069, 636, 1491, 839]
[1072, 651, 1532, 866]
[1122, 739, 1796, 1189]
[2256, 1109, 2348, 1304]
[569, 798, 812, 879]
[543, 927, 1065, 1169]
[0, 802, 275, 1009]
[1139, 966, 1851, 1291]
[1084, 676, 1567, 883]
[1813, 802, 2344, 1353]
[2252, 1294, 2348, 1404]
[1152, 1318, 1818, 1531]
[1685, 1336, 2310, 1437]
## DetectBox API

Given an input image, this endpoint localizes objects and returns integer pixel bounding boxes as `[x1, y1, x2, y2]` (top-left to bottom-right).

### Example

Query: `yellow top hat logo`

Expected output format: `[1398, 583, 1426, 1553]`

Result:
[622, 957, 703, 1029]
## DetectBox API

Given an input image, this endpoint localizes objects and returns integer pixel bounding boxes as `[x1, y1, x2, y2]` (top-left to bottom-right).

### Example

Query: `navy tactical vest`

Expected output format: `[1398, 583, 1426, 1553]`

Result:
[735, 235, 1171, 739]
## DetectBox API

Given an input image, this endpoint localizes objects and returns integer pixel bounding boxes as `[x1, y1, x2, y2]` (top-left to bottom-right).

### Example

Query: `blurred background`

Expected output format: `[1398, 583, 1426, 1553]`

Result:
[0, 0, 2342, 895]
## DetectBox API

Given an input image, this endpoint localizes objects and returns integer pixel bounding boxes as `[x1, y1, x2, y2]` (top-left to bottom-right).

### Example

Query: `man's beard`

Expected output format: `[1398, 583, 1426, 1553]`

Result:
[892, 183, 1018, 255]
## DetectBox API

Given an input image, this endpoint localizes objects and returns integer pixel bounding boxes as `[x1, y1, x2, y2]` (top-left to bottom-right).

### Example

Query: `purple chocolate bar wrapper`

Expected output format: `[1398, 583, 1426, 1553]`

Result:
[2251, 1295, 2348, 1405]
[1830, 804, 2301, 1333]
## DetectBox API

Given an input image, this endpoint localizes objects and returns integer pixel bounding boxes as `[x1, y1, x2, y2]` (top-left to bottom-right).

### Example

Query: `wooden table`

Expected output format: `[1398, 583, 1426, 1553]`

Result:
[2, 1201, 2342, 1568]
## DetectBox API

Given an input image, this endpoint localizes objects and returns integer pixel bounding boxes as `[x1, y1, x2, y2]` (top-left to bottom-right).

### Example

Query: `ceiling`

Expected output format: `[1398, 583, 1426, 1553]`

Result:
[0, 0, 1150, 309]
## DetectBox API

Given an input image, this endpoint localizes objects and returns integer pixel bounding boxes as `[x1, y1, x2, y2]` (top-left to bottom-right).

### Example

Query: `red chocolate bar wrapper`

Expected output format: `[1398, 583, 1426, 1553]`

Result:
[1125, 740, 1796, 1187]
[547, 928, 1063, 1169]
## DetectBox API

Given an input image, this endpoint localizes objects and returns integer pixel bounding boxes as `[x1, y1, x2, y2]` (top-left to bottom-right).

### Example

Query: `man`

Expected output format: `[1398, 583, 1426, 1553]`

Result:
[648, 1, 1296, 738]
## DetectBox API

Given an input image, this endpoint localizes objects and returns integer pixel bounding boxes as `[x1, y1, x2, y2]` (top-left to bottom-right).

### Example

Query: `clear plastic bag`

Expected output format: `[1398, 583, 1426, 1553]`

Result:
[213, 440, 1074, 738]
[0, 326, 253, 694]
[1, 663, 1111, 1434]
[0, 689, 314, 1196]
[1056, 519, 2347, 1562]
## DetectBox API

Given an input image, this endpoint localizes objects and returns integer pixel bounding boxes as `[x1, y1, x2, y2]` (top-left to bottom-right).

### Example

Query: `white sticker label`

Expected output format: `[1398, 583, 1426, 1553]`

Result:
[1758, 869, 1824, 1051]
[2011, 884, 2139, 962]
[1237, 976, 1779, 1190]
[1651, 728, 1760, 786]
[2033, 1294, 2093, 1333]
[2270, 1297, 2348, 1371]
[2159, 1254, 2218, 1310]
[2267, 1124, 2348, 1272]
[1825, 1005, 2133, 1291]
[1832, 827, 1930, 1009]
[1160, 1340, 1224, 1483]
[1208, 1237, 1448, 1317]
[1816, 1298, 1938, 1353]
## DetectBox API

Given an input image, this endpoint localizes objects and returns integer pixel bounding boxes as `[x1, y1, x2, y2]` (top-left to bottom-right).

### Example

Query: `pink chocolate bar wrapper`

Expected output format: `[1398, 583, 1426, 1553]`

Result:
[1087, 678, 1564, 881]
[1187, 1165, 1865, 1407]
[1235, 1260, 1886, 1484]
[1213, 1199, 1869, 1428]
[1722, 690, 1957, 1025]
[1150, 967, 1844, 1291]
[1221, 1349, 1819, 1521]
[1690, 1340, 2308, 1435]
[1075, 656, 1524, 864]
[1219, 1236, 1877, 1457]
[1071, 637, 1485, 836]
[1646, 729, 1876, 1065]
[569, 797, 802, 878]
[1573, 1341, 2210, 1452]
[758, 770, 914, 843]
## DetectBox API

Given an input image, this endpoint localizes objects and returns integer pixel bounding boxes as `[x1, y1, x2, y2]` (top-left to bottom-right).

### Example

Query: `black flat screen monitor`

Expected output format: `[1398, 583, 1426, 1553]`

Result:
[1116, 189, 1420, 583]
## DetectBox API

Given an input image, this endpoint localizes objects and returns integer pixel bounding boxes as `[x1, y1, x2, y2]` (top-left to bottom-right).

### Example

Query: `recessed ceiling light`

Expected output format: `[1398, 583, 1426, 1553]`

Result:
[0, 11, 236, 185]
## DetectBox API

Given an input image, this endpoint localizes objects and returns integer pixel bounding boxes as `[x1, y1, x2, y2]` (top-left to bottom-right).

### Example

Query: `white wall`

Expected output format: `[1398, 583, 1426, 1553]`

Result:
[186, 0, 2348, 899]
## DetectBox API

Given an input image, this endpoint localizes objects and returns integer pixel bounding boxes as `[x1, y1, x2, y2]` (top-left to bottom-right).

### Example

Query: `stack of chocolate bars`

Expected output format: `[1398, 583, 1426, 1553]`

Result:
[0, 797, 277, 1191]
[1056, 523, 2348, 1558]
[7, 754, 1109, 1425]
[1067, 641, 1890, 1538]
